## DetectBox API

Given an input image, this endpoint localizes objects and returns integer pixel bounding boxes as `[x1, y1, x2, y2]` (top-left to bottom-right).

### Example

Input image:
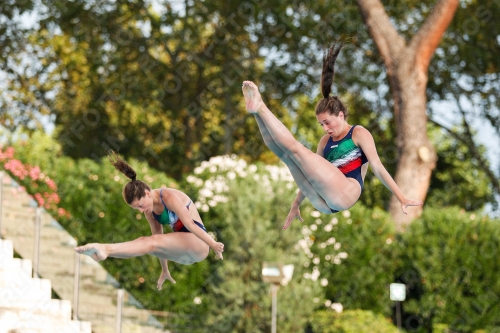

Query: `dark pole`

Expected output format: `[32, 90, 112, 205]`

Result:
[396, 301, 402, 329]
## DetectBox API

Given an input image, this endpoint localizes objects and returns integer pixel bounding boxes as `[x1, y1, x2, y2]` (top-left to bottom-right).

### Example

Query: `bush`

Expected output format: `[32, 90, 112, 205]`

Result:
[397, 207, 500, 332]
[305, 204, 397, 315]
[310, 309, 399, 333]
[184, 155, 323, 333]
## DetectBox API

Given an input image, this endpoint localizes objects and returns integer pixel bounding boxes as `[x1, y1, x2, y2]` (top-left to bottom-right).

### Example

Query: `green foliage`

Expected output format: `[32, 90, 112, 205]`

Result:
[426, 126, 494, 211]
[7, 132, 500, 333]
[310, 309, 399, 333]
[9, 132, 211, 319]
[398, 207, 500, 332]
[3, 0, 498, 210]
[306, 205, 397, 316]
[184, 156, 322, 332]
[305, 204, 500, 333]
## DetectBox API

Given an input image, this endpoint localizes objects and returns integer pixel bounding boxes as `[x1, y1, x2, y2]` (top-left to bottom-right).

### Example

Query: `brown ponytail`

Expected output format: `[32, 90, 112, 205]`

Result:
[108, 150, 151, 204]
[316, 43, 347, 119]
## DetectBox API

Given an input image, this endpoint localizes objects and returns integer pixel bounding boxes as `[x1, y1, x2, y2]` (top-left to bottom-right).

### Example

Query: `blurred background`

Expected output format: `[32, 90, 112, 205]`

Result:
[0, 0, 499, 332]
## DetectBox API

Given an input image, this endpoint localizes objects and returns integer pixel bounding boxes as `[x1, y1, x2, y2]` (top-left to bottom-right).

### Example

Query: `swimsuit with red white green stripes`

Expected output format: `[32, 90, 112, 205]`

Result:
[323, 125, 368, 212]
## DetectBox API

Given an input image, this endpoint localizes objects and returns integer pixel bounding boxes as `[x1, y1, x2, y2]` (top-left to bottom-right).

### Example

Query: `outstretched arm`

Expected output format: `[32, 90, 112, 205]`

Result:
[144, 212, 176, 288]
[353, 126, 422, 214]
[161, 191, 224, 259]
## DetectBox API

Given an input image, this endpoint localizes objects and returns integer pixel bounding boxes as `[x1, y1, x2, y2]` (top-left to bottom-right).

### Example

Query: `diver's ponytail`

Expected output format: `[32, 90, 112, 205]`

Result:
[320, 43, 343, 98]
[108, 150, 150, 204]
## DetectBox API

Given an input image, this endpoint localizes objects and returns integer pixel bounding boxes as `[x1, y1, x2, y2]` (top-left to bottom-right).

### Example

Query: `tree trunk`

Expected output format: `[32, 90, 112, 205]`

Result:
[356, 0, 459, 230]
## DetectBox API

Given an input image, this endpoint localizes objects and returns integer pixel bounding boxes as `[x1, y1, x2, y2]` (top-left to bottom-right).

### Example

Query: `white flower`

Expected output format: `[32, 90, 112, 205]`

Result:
[333, 258, 341, 265]
[324, 224, 333, 232]
[194, 167, 203, 174]
[199, 188, 214, 198]
[312, 257, 320, 265]
[334, 243, 341, 250]
[310, 224, 317, 231]
[297, 238, 310, 250]
[213, 195, 228, 203]
[208, 200, 217, 207]
[327, 237, 336, 245]
[338, 252, 348, 259]
[310, 267, 320, 281]
[325, 300, 332, 307]
[204, 180, 214, 190]
[201, 204, 209, 212]
[209, 165, 217, 173]
[330, 217, 338, 225]
[286, 183, 293, 189]
[249, 165, 258, 173]
[194, 297, 202, 304]
[227, 171, 236, 180]
[342, 210, 351, 218]
[320, 278, 328, 287]
[310, 210, 321, 218]
[238, 159, 247, 167]
[331, 303, 343, 313]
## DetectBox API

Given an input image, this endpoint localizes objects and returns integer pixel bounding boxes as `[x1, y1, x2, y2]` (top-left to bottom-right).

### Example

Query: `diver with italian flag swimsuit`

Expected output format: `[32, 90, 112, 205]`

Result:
[241, 42, 423, 230]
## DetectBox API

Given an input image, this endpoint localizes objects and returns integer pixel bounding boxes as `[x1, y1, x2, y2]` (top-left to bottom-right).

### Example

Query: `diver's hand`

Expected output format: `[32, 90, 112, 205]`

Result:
[157, 270, 176, 290]
[283, 205, 304, 230]
[400, 198, 423, 215]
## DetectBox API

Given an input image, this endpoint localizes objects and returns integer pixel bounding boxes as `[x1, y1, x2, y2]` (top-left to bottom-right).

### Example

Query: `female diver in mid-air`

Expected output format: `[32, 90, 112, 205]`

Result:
[242, 43, 422, 230]
[75, 152, 224, 289]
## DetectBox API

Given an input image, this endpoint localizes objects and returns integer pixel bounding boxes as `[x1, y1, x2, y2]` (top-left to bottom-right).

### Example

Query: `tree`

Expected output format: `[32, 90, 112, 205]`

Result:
[0, 0, 43, 131]
[310, 310, 399, 333]
[3, 0, 498, 222]
[427, 0, 500, 209]
[356, 0, 459, 228]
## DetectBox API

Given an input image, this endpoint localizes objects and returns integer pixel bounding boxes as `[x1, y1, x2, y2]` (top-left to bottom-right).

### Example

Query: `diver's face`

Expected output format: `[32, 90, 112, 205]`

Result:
[317, 111, 345, 138]
[130, 190, 153, 213]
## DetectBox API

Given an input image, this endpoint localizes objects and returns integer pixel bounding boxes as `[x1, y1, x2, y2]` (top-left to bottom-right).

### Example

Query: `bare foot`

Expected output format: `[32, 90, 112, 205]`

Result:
[75, 243, 108, 262]
[242, 81, 263, 113]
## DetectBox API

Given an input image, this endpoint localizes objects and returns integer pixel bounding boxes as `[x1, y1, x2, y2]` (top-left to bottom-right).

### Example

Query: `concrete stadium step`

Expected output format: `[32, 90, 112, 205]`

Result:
[0, 309, 91, 333]
[0, 298, 72, 319]
[0, 277, 52, 303]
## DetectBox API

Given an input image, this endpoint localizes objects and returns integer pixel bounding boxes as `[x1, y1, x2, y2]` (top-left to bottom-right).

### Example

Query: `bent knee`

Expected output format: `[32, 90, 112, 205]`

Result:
[139, 235, 164, 254]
